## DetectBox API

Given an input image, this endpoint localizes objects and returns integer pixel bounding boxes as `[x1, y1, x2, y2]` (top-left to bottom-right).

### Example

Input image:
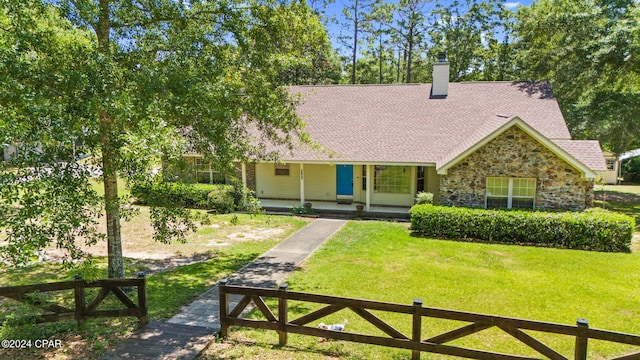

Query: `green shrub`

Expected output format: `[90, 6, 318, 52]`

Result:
[132, 182, 231, 210]
[207, 189, 235, 214]
[291, 205, 315, 215]
[415, 192, 434, 205]
[229, 182, 264, 214]
[409, 204, 634, 252]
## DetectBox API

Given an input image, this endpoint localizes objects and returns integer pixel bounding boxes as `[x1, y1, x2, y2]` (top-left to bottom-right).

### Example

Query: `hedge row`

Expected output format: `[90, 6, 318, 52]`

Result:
[410, 204, 634, 252]
[131, 182, 236, 213]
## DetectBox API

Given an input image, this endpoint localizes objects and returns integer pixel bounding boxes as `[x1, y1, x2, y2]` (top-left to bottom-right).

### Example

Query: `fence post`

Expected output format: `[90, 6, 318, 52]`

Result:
[73, 275, 86, 327]
[137, 272, 148, 328]
[575, 318, 589, 360]
[219, 279, 230, 338]
[412, 298, 423, 360]
[278, 283, 289, 346]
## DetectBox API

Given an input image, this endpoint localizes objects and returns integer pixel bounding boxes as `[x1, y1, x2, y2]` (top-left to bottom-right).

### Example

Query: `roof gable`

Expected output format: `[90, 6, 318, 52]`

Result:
[436, 116, 600, 179]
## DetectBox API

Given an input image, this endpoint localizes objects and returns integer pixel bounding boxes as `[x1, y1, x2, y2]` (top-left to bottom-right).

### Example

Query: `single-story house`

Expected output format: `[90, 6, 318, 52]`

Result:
[181, 59, 607, 211]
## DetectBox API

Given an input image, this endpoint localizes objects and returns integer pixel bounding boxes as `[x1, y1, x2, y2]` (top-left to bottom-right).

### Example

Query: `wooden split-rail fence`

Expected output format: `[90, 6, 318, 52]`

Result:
[219, 279, 640, 360]
[0, 273, 148, 328]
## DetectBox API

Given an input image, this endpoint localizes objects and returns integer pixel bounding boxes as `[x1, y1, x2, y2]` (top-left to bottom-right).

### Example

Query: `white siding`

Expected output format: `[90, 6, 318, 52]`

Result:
[255, 162, 438, 207]
[426, 167, 440, 203]
[255, 163, 301, 199]
[304, 164, 337, 200]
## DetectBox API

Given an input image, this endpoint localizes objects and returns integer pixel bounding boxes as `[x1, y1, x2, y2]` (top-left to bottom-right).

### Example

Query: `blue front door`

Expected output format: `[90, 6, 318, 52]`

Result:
[336, 165, 353, 196]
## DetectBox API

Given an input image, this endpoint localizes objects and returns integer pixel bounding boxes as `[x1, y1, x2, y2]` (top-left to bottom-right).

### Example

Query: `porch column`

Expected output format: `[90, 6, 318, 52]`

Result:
[366, 164, 371, 211]
[241, 163, 247, 206]
[300, 163, 305, 206]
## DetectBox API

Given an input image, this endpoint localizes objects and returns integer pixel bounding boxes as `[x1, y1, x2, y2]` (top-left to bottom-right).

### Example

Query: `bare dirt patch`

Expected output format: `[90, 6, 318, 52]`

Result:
[125, 252, 215, 275]
[0, 331, 122, 360]
[41, 247, 215, 275]
[225, 228, 285, 241]
[35, 211, 303, 273]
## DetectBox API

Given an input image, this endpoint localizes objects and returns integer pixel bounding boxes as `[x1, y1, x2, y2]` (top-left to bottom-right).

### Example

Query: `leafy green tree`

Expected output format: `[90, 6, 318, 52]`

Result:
[275, 5, 342, 85]
[392, 0, 431, 83]
[428, 0, 511, 81]
[363, 2, 395, 84]
[481, 7, 517, 81]
[339, 0, 380, 84]
[514, 0, 640, 154]
[0, 0, 326, 278]
[308, 0, 337, 26]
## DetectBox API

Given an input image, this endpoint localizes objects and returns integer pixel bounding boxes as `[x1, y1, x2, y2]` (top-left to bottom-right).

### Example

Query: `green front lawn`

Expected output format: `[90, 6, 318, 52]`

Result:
[0, 242, 279, 360]
[206, 220, 640, 359]
[0, 213, 310, 359]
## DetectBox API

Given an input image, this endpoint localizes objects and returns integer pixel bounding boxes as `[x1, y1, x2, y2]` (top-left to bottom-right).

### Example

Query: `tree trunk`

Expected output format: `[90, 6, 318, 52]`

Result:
[102, 132, 124, 279]
[396, 47, 401, 83]
[351, 20, 358, 84]
[96, 0, 125, 279]
[406, 27, 413, 83]
[378, 33, 383, 84]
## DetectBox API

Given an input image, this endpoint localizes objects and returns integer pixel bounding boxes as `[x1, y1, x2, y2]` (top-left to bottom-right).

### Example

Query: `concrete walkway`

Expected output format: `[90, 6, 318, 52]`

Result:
[101, 218, 347, 360]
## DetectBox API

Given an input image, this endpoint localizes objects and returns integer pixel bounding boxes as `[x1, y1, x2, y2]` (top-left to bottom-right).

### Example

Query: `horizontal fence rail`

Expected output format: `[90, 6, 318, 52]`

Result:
[0, 273, 148, 328]
[218, 279, 640, 360]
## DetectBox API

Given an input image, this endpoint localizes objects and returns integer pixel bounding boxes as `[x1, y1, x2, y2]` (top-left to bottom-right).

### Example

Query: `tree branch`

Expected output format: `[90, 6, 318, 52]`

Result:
[68, 0, 98, 33]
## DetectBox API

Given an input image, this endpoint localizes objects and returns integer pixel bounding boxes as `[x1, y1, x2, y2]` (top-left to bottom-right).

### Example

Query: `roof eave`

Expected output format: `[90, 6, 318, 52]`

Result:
[436, 116, 598, 179]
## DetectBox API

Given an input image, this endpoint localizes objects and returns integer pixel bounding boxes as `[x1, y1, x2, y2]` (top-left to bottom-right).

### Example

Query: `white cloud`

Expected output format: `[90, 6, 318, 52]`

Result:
[504, 2, 522, 9]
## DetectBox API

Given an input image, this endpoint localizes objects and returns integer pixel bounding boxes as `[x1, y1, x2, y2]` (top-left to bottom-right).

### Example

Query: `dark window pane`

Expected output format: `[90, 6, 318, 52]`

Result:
[511, 198, 534, 209]
[486, 197, 508, 209]
[275, 164, 290, 176]
[362, 165, 367, 190]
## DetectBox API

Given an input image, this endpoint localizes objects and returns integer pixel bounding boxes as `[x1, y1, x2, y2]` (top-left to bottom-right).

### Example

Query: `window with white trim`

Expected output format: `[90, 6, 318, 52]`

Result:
[374, 165, 410, 193]
[606, 159, 616, 171]
[486, 177, 536, 209]
[195, 158, 226, 184]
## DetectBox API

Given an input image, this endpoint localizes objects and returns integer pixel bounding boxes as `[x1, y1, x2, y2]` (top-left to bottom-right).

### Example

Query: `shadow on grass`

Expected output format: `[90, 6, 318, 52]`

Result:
[408, 229, 634, 253]
[595, 191, 640, 204]
[227, 255, 302, 288]
[214, 336, 355, 359]
[124, 252, 217, 275]
[0, 262, 73, 285]
[146, 251, 260, 320]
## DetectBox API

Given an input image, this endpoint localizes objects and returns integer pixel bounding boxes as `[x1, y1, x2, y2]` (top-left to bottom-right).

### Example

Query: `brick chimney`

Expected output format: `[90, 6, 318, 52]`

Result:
[431, 52, 449, 98]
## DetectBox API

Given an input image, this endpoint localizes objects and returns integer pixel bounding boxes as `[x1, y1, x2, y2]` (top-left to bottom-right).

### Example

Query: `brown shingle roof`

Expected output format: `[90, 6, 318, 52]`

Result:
[276, 82, 603, 172]
[553, 140, 607, 171]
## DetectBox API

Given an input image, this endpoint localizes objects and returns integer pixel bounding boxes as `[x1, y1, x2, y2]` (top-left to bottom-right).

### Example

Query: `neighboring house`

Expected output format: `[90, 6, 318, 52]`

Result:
[184, 59, 607, 211]
[597, 150, 620, 185]
[167, 153, 231, 185]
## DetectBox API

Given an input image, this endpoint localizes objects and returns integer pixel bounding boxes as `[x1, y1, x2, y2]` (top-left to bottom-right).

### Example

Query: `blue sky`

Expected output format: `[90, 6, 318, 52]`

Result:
[321, 0, 534, 55]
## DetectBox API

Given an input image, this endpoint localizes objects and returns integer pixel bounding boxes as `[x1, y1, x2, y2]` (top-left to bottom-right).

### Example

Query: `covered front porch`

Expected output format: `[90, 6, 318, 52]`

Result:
[243, 162, 439, 211]
[258, 199, 411, 218]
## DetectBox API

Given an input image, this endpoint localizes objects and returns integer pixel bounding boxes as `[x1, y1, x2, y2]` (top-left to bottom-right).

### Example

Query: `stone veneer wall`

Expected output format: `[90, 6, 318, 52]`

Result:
[439, 126, 594, 210]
